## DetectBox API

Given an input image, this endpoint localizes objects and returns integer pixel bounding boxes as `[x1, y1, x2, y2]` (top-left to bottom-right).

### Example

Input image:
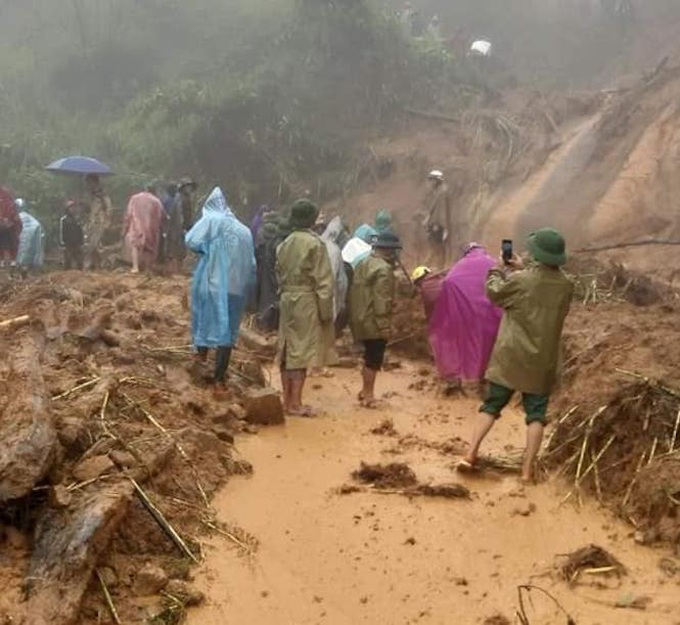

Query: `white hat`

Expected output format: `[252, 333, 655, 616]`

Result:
[427, 170, 444, 181]
[15, 198, 25, 210]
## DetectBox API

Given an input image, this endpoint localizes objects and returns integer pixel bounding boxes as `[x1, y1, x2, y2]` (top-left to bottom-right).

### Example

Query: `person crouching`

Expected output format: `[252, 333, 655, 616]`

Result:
[349, 231, 402, 408]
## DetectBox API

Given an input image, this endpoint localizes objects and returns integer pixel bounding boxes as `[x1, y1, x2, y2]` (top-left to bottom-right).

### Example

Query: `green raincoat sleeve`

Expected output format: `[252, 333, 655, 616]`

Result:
[373, 262, 395, 337]
[312, 242, 334, 324]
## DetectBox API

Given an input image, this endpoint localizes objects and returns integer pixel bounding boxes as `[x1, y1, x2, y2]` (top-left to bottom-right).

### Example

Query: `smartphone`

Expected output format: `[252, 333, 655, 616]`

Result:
[502, 239, 513, 264]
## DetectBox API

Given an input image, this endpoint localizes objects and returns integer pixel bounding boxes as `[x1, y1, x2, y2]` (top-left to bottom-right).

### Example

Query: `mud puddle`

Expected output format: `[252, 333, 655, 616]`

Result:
[187, 363, 680, 624]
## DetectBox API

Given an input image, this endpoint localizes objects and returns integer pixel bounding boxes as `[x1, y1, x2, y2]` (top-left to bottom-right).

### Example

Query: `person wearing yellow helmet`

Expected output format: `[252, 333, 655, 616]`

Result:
[411, 265, 431, 283]
[412, 264, 445, 321]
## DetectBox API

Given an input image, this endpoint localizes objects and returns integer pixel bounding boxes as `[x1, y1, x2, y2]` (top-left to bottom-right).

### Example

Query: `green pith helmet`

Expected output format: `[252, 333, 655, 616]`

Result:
[527, 228, 567, 267]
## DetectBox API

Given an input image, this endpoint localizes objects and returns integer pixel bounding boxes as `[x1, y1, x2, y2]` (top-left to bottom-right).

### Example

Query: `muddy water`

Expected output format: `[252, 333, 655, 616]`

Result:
[187, 364, 679, 624]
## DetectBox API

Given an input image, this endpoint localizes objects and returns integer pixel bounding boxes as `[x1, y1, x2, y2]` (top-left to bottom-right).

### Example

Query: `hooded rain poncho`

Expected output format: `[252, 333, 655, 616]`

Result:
[428, 247, 502, 381]
[17, 212, 44, 268]
[124, 191, 163, 267]
[186, 187, 256, 348]
[321, 217, 349, 322]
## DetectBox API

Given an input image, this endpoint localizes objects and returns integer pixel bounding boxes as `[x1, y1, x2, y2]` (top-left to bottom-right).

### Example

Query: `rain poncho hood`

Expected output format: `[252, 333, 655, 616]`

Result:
[124, 191, 163, 261]
[342, 237, 372, 268]
[353, 223, 377, 243]
[185, 187, 256, 348]
[429, 247, 502, 381]
[17, 212, 44, 267]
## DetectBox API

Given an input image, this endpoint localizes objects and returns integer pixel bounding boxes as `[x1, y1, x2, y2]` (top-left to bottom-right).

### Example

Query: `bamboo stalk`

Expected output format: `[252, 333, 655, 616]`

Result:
[52, 376, 101, 400]
[648, 438, 659, 466]
[577, 434, 616, 487]
[121, 392, 209, 508]
[543, 405, 579, 454]
[622, 451, 648, 508]
[0, 314, 30, 330]
[670, 407, 680, 453]
[96, 569, 122, 625]
[130, 478, 199, 563]
[203, 520, 251, 552]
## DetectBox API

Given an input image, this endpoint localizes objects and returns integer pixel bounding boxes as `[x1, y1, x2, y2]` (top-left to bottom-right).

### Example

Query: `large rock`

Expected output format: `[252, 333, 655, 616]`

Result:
[243, 388, 284, 426]
[0, 331, 57, 504]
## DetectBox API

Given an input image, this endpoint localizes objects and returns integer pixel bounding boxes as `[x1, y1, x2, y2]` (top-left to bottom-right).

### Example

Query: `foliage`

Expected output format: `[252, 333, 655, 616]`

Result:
[0, 0, 476, 230]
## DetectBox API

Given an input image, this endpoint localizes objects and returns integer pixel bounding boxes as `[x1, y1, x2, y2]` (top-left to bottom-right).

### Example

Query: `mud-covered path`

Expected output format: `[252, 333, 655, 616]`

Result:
[188, 363, 679, 625]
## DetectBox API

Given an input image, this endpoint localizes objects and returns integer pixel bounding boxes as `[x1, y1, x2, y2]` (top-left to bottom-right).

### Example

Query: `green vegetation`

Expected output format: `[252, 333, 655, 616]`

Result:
[0, 0, 481, 231]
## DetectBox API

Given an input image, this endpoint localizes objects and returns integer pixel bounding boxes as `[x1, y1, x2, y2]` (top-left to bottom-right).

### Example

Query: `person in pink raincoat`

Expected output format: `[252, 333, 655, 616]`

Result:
[123, 185, 164, 273]
[428, 243, 502, 387]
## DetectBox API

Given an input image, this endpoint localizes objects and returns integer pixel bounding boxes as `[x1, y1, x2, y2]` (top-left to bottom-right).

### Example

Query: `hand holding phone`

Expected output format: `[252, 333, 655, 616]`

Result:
[501, 239, 513, 264]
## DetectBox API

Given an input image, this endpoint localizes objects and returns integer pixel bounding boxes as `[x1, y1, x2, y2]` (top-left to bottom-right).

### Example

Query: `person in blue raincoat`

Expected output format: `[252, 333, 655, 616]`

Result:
[16, 199, 44, 276]
[185, 187, 256, 391]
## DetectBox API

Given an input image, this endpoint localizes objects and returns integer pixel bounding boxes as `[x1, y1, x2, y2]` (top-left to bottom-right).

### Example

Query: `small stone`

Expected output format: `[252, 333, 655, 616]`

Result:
[133, 564, 169, 596]
[109, 450, 137, 469]
[212, 427, 235, 444]
[72, 455, 115, 482]
[49, 485, 72, 509]
[165, 579, 205, 606]
[243, 388, 284, 426]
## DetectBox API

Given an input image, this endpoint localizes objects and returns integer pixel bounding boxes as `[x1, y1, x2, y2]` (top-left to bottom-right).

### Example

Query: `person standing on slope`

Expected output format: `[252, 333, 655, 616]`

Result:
[423, 169, 452, 270]
[186, 187, 256, 394]
[123, 185, 164, 274]
[459, 229, 574, 483]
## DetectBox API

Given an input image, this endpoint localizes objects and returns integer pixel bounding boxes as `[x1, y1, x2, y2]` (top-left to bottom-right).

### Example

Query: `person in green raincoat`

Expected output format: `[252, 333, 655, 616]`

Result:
[349, 231, 401, 408]
[459, 228, 574, 483]
[276, 199, 337, 416]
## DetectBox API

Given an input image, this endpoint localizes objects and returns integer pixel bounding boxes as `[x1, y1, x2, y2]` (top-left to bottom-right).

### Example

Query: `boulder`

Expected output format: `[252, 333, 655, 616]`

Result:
[243, 388, 284, 426]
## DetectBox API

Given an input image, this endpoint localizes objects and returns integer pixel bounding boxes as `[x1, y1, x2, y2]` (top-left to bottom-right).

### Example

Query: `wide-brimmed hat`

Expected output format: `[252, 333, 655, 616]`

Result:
[427, 169, 444, 181]
[527, 228, 567, 267]
[289, 199, 319, 230]
[372, 231, 402, 250]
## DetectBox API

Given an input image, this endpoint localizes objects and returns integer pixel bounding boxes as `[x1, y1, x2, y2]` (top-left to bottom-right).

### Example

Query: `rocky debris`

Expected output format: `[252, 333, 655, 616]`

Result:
[0, 273, 263, 624]
[558, 544, 626, 585]
[48, 485, 72, 509]
[165, 579, 205, 606]
[369, 419, 398, 436]
[0, 332, 57, 504]
[243, 387, 284, 426]
[352, 462, 418, 489]
[72, 455, 115, 482]
[26, 482, 135, 625]
[483, 616, 511, 625]
[411, 484, 470, 499]
[133, 564, 169, 596]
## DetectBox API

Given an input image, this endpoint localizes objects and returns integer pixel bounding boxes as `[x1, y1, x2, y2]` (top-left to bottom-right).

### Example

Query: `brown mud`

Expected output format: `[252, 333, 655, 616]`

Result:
[186, 363, 680, 625]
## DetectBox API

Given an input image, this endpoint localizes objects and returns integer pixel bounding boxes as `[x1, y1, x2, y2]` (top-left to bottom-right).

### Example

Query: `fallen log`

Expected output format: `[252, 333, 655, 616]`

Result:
[25, 482, 135, 625]
[574, 239, 680, 254]
[0, 330, 56, 503]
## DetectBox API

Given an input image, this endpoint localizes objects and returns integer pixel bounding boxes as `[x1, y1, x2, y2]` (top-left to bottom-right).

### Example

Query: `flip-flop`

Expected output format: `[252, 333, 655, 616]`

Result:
[456, 459, 479, 474]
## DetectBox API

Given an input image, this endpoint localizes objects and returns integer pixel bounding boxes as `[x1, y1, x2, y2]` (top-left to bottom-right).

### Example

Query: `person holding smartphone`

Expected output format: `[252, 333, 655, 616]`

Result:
[458, 228, 574, 483]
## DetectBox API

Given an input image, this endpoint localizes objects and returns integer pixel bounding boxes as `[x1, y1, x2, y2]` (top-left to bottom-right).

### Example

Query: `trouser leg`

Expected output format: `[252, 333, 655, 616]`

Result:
[215, 346, 232, 384]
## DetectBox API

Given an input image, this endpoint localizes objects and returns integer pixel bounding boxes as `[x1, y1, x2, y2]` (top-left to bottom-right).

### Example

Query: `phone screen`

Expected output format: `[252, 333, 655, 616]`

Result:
[502, 239, 513, 263]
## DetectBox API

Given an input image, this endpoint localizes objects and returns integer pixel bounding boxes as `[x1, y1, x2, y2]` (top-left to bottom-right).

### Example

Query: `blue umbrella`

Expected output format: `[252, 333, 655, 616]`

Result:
[46, 156, 113, 176]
